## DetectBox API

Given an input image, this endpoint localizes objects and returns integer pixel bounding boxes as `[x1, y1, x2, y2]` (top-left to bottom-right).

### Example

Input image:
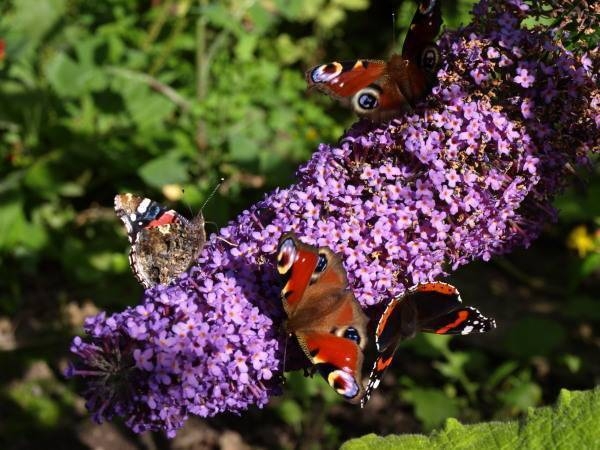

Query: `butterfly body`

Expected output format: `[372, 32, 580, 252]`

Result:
[276, 233, 369, 403]
[114, 193, 206, 288]
[306, 0, 442, 121]
[361, 282, 496, 407]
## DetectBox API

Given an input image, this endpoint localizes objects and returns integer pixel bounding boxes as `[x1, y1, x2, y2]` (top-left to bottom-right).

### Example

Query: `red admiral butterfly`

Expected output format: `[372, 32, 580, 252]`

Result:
[276, 233, 369, 403]
[114, 193, 206, 288]
[306, 0, 442, 121]
[360, 282, 496, 407]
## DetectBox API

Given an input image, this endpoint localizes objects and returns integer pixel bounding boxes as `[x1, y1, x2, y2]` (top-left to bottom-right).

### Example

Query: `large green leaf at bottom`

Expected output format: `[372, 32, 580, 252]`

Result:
[342, 388, 600, 450]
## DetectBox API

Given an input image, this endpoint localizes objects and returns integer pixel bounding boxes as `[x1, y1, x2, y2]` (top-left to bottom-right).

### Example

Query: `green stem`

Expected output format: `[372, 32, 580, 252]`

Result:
[142, 0, 173, 50]
[105, 66, 193, 112]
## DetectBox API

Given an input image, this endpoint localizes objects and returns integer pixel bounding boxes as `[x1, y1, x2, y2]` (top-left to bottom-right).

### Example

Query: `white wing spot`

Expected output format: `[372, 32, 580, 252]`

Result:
[461, 325, 474, 335]
[138, 198, 151, 213]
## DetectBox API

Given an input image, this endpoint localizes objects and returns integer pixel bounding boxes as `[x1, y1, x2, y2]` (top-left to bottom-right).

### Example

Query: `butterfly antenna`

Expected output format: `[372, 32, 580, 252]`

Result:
[201, 177, 225, 211]
[392, 11, 396, 49]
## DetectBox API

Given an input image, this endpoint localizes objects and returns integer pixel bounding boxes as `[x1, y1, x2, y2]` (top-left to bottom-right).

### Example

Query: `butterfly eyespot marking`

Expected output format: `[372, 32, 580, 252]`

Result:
[315, 254, 328, 273]
[343, 326, 361, 345]
[328, 370, 359, 399]
[419, 0, 437, 15]
[310, 62, 343, 83]
[352, 86, 381, 113]
[277, 238, 297, 274]
[421, 46, 440, 72]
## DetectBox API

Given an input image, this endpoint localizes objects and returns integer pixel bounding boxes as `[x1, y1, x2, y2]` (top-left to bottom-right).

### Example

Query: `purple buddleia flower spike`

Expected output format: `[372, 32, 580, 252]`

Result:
[67, 0, 599, 437]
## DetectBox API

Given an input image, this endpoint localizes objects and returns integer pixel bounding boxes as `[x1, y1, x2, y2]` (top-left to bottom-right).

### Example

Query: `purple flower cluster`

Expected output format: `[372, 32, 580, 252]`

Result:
[67, 281, 280, 437]
[67, 0, 599, 437]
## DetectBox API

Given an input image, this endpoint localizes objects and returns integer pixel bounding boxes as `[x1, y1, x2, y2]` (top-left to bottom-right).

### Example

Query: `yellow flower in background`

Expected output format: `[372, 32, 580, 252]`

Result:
[162, 184, 184, 202]
[567, 225, 599, 258]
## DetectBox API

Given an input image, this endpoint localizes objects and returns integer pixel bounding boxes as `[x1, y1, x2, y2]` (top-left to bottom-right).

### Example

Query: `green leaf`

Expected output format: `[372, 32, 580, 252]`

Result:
[419, 333, 452, 355]
[2, 0, 67, 56]
[200, 4, 242, 35]
[138, 152, 190, 188]
[44, 53, 82, 97]
[434, 351, 471, 380]
[580, 253, 600, 278]
[0, 200, 28, 250]
[0, 199, 47, 251]
[485, 360, 519, 390]
[235, 35, 259, 62]
[498, 377, 542, 413]
[560, 354, 582, 374]
[45, 52, 107, 98]
[554, 184, 600, 222]
[402, 387, 460, 431]
[8, 381, 62, 427]
[228, 132, 261, 163]
[275, 0, 325, 21]
[275, 399, 303, 431]
[113, 76, 176, 130]
[332, 0, 369, 10]
[317, 5, 346, 29]
[342, 388, 600, 450]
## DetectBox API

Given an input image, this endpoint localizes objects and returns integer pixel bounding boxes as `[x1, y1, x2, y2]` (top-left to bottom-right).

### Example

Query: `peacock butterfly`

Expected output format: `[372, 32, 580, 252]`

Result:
[114, 193, 206, 288]
[360, 281, 496, 407]
[306, 0, 442, 121]
[276, 233, 369, 403]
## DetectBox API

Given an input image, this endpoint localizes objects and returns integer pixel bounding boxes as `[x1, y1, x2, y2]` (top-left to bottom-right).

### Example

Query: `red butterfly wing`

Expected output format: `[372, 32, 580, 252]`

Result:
[276, 233, 369, 403]
[305, 1, 442, 121]
[306, 59, 387, 99]
[298, 330, 365, 402]
[276, 234, 319, 315]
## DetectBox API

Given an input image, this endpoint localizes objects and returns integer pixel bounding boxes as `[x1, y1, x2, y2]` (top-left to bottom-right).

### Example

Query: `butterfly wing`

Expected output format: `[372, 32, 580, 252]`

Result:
[306, 59, 387, 99]
[306, 57, 407, 120]
[114, 194, 206, 288]
[361, 282, 495, 407]
[134, 215, 206, 288]
[402, 0, 443, 65]
[276, 233, 369, 403]
[295, 326, 366, 402]
[276, 233, 321, 316]
[305, 1, 442, 121]
[389, 0, 443, 104]
[115, 193, 181, 243]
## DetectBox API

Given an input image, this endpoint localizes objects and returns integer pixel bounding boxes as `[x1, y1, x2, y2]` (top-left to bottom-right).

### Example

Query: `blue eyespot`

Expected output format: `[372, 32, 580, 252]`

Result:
[315, 254, 327, 273]
[344, 327, 360, 344]
[358, 93, 378, 110]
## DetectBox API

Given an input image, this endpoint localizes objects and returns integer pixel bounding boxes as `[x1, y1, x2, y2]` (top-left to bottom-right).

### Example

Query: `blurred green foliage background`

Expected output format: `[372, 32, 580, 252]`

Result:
[0, 0, 598, 448]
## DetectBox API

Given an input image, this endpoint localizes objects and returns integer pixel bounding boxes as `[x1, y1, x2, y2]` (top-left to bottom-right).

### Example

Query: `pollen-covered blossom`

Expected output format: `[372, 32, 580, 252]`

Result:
[67, 0, 599, 437]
